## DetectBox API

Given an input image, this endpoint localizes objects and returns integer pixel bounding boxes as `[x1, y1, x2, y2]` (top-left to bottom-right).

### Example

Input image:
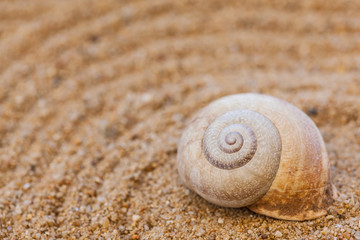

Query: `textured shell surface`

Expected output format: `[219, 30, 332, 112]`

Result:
[177, 93, 335, 221]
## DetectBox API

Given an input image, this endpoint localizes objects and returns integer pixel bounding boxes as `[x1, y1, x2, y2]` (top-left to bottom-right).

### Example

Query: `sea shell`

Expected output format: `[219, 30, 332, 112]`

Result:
[177, 93, 336, 220]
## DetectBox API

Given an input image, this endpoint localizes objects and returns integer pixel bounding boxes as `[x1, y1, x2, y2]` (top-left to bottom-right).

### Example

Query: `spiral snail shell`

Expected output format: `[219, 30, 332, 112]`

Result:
[177, 93, 336, 220]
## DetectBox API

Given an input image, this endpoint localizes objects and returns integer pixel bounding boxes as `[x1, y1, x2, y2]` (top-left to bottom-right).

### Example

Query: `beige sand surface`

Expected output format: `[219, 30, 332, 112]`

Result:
[0, 0, 359, 239]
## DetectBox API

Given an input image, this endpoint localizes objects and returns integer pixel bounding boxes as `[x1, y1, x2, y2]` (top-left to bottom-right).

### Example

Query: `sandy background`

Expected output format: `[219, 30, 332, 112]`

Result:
[0, 0, 359, 239]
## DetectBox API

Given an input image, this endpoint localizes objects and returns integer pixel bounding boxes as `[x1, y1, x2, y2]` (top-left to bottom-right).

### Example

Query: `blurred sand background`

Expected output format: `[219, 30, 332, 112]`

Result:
[0, 0, 360, 239]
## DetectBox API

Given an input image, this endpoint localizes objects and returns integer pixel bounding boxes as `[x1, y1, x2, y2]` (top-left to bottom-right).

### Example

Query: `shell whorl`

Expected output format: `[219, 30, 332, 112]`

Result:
[178, 109, 284, 207]
[178, 108, 283, 207]
[203, 110, 278, 170]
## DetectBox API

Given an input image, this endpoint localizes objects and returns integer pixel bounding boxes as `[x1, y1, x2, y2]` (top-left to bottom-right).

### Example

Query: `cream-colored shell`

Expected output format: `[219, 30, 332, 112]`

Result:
[177, 93, 335, 221]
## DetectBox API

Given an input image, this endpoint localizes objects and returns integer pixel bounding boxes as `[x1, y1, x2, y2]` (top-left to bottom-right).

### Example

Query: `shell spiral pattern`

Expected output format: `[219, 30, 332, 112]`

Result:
[203, 110, 280, 170]
[178, 107, 283, 208]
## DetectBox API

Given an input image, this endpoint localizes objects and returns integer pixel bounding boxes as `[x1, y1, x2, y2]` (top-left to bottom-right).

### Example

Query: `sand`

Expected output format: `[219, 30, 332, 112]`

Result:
[0, 0, 359, 239]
